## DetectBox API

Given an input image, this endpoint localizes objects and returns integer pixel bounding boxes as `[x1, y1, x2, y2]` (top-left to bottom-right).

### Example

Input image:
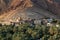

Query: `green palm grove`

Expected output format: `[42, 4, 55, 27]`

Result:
[0, 22, 60, 40]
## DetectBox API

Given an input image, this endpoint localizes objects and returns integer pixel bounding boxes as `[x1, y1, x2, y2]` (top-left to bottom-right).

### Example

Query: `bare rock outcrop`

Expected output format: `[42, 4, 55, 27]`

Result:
[0, 0, 60, 20]
[0, 0, 32, 14]
[32, 0, 60, 17]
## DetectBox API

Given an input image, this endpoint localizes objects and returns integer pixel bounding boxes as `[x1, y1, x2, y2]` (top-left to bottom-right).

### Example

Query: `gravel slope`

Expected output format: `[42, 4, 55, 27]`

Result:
[25, 3, 59, 19]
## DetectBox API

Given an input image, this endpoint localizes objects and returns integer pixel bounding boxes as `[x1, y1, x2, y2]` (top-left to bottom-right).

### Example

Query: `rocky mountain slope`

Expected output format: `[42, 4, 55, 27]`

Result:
[32, 0, 60, 17]
[0, 0, 60, 21]
[0, 0, 32, 20]
[0, 0, 32, 13]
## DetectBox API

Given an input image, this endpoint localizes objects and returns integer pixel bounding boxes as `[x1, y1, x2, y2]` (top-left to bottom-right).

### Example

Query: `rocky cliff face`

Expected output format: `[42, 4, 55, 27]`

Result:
[0, 0, 33, 21]
[0, 0, 60, 20]
[0, 0, 32, 14]
[0, 0, 60, 16]
[31, 0, 60, 17]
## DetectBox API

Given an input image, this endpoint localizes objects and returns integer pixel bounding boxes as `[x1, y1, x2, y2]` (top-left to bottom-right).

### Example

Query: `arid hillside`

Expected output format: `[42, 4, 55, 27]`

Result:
[0, 0, 60, 21]
[0, 0, 33, 20]
[0, 0, 32, 14]
[32, 0, 60, 17]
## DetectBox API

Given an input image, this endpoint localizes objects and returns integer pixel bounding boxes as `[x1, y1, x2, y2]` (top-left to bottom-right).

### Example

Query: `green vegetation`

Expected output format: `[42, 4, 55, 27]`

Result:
[0, 23, 60, 40]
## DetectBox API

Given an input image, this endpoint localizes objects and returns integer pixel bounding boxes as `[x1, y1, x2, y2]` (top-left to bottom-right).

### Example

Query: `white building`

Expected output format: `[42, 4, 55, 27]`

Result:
[34, 20, 41, 25]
